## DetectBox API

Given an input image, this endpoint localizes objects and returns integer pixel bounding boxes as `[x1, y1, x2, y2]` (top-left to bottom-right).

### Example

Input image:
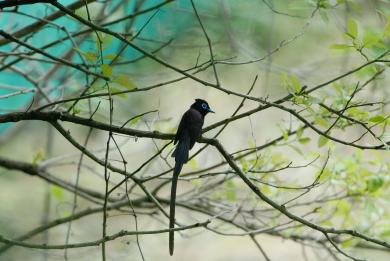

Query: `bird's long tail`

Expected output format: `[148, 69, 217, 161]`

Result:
[169, 138, 189, 255]
[169, 162, 182, 256]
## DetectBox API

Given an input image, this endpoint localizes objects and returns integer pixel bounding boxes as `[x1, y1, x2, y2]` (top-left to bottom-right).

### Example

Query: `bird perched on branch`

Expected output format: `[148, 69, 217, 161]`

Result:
[169, 98, 214, 255]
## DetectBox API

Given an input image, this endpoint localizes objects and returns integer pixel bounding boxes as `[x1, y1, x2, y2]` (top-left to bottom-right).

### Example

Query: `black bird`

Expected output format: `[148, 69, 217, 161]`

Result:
[169, 98, 214, 255]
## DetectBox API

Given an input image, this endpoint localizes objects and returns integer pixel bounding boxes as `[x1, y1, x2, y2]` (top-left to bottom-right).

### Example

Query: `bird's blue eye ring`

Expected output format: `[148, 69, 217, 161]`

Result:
[201, 103, 207, 109]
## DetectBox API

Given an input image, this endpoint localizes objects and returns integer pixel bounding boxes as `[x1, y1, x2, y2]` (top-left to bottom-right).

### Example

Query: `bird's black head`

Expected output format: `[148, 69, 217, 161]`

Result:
[191, 99, 214, 116]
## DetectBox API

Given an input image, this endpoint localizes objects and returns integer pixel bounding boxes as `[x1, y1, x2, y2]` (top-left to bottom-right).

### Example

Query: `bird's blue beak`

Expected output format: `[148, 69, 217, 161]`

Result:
[208, 108, 215, 113]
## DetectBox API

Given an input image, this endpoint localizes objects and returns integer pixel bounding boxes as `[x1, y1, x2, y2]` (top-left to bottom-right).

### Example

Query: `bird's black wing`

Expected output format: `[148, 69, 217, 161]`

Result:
[173, 110, 188, 145]
[174, 109, 204, 147]
[186, 109, 204, 149]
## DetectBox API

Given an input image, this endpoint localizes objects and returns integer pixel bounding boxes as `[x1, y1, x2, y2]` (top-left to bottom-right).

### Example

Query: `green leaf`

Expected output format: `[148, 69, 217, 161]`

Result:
[347, 18, 358, 39]
[332, 82, 343, 95]
[347, 107, 369, 120]
[315, 117, 329, 128]
[88, 81, 105, 93]
[114, 74, 135, 90]
[318, 136, 329, 148]
[320, 219, 332, 226]
[130, 116, 141, 126]
[341, 238, 358, 248]
[32, 148, 45, 165]
[94, 32, 104, 51]
[362, 31, 380, 47]
[366, 176, 384, 193]
[281, 73, 303, 94]
[75, 7, 88, 19]
[349, 1, 361, 14]
[380, 229, 390, 238]
[101, 64, 112, 77]
[74, 48, 95, 62]
[337, 200, 352, 214]
[271, 153, 285, 165]
[104, 53, 117, 59]
[51, 185, 64, 200]
[84, 51, 97, 62]
[280, 72, 289, 86]
[72, 107, 82, 115]
[110, 87, 126, 98]
[62, 210, 71, 218]
[296, 126, 304, 139]
[384, 21, 390, 37]
[319, 9, 329, 23]
[319, 168, 331, 182]
[240, 158, 248, 172]
[282, 130, 289, 141]
[225, 180, 236, 202]
[298, 137, 311, 144]
[330, 43, 351, 49]
[369, 115, 386, 123]
[188, 158, 197, 169]
[290, 75, 302, 93]
[191, 179, 201, 187]
[102, 34, 113, 47]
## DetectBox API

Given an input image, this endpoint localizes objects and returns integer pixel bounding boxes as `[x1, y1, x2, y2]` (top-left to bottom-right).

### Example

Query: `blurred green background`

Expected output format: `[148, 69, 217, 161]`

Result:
[0, 0, 389, 260]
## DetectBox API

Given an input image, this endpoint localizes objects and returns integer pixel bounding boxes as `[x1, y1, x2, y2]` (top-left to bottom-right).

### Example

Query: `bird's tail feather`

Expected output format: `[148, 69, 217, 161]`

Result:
[171, 136, 190, 164]
[169, 138, 190, 255]
[169, 164, 180, 256]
